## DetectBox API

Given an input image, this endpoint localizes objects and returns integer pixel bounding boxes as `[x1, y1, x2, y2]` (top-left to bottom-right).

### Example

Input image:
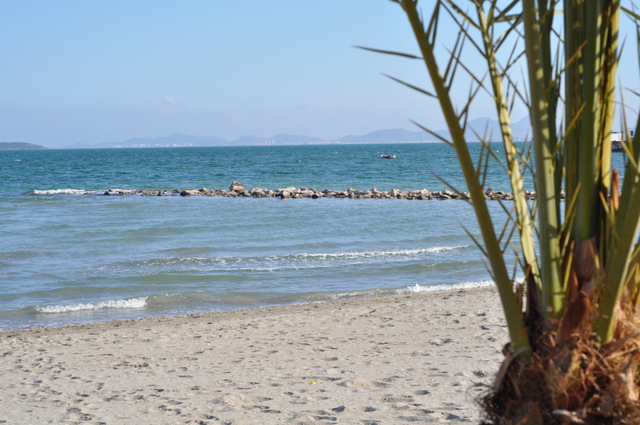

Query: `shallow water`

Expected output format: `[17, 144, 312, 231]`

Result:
[0, 143, 626, 330]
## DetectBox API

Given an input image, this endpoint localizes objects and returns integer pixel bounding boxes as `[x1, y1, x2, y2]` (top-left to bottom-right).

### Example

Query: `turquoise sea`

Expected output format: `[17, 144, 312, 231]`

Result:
[0, 143, 626, 331]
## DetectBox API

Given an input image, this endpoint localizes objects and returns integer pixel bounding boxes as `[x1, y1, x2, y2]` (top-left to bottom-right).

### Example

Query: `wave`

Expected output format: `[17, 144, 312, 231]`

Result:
[116, 245, 471, 274]
[0, 250, 38, 260]
[293, 245, 468, 260]
[35, 297, 147, 314]
[187, 245, 466, 264]
[28, 188, 98, 196]
[396, 280, 495, 294]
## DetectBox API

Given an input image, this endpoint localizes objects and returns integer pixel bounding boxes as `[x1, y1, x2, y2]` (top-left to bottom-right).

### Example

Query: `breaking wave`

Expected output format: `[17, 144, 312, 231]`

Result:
[293, 245, 468, 260]
[115, 245, 471, 274]
[396, 280, 495, 294]
[35, 297, 147, 314]
[28, 188, 98, 196]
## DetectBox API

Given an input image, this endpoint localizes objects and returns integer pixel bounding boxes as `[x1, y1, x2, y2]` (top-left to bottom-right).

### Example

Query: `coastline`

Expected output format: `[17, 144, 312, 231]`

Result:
[0, 286, 506, 424]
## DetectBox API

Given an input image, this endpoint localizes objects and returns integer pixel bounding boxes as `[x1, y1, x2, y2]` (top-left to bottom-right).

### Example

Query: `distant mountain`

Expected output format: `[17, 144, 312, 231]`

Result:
[88, 133, 230, 149]
[341, 128, 433, 144]
[463, 117, 531, 141]
[232, 133, 327, 145]
[55, 116, 533, 149]
[0, 142, 48, 150]
[270, 133, 326, 144]
[339, 117, 531, 144]
[511, 117, 532, 139]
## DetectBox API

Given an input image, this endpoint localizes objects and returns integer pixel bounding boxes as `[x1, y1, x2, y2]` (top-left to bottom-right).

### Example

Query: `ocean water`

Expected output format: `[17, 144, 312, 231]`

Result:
[0, 143, 627, 331]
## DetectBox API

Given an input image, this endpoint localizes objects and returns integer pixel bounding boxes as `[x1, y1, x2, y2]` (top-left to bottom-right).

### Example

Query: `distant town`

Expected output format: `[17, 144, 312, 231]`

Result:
[1, 117, 534, 150]
[2, 123, 633, 152]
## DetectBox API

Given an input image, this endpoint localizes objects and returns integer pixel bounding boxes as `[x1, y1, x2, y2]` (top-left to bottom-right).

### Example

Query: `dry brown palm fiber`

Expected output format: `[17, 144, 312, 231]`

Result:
[479, 300, 640, 424]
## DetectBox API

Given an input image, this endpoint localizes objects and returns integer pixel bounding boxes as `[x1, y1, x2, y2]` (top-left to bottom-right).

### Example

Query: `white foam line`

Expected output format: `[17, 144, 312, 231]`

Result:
[36, 297, 147, 314]
[295, 245, 469, 260]
[396, 280, 495, 294]
[30, 188, 97, 196]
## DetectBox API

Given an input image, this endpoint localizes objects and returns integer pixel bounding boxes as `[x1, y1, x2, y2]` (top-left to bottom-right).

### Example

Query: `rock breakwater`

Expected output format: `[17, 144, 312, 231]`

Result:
[100, 181, 541, 201]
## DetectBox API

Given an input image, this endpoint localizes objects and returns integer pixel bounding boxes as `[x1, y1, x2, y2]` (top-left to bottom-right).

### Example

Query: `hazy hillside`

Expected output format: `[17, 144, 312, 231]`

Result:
[0, 142, 48, 150]
[45, 116, 534, 149]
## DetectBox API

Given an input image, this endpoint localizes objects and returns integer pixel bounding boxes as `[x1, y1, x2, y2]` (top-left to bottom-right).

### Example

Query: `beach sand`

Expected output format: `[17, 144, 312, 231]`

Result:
[0, 287, 507, 424]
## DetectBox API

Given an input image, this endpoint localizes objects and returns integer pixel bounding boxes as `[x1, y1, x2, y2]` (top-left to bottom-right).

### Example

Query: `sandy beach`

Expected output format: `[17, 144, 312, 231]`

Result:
[0, 286, 507, 424]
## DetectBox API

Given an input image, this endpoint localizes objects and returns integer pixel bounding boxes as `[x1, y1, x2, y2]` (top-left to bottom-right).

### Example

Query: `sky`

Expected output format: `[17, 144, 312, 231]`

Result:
[1, 1, 639, 148]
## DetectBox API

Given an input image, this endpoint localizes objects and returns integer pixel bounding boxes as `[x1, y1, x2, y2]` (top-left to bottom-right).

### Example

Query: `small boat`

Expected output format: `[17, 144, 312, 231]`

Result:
[381, 154, 396, 159]
[612, 132, 624, 152]
[611, 130, 634, 152]
[612, 140, 623, 152]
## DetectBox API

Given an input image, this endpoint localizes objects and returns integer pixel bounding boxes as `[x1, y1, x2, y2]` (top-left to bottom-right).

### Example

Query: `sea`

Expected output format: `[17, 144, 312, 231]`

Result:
[0, 142, 627, 331]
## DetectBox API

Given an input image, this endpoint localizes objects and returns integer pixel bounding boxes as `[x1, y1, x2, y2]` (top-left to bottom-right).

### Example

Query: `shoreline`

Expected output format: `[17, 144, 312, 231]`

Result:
[1, 281, 497, 334]
[0, 286, 507, 424]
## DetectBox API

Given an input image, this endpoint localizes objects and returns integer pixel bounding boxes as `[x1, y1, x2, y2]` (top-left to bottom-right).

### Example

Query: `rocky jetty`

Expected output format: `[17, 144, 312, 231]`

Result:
[99, 181, 543, 201]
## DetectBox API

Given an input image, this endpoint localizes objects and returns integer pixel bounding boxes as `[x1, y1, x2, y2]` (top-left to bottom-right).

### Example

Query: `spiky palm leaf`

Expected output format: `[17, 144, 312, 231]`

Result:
[378, 0, 640, 422]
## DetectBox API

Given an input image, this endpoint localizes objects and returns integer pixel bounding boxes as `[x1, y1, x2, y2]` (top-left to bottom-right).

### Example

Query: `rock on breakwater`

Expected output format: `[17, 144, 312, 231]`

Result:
[97, 182, 541, 201]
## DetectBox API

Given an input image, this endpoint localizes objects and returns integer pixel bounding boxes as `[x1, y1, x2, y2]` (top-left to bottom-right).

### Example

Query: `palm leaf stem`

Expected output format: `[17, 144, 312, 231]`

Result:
[476, 2, 542, 293]
[399, 0, 530, 353]
[523, 0, 564, 317]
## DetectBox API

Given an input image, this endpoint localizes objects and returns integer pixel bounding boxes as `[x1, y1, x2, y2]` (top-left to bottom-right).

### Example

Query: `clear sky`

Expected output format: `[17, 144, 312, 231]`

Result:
[1, 1, 638, 148]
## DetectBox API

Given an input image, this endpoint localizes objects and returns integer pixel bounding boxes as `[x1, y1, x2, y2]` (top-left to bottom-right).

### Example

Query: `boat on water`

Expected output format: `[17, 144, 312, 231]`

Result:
[611, 130, 634, 152]
[381, 154, 396, 159]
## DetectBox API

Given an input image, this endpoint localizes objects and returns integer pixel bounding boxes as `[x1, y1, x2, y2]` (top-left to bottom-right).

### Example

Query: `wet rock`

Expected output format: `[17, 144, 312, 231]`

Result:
[300, 188, 316, 198]
[229, 181, 245, 192]
[250, 187, 268, 198]
[81, 185, 542, 201]
[484, 188, 496, 200]
[277, 190, 291, 199]
[408, 189, 431, 200]
[389, 189, 403, 199]
[104, 189, 136, 196]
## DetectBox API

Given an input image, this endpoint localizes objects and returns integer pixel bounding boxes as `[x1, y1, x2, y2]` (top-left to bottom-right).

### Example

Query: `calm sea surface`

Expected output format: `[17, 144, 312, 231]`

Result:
[0, 143, 626, 330]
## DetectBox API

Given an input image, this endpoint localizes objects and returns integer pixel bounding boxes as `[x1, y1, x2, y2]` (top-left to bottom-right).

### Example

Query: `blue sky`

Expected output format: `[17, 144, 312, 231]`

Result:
[1, 1, 639, 148]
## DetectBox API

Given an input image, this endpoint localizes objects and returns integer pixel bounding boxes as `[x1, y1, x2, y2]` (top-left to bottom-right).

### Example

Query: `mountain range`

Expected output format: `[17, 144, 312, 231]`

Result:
[66, 117, 532, 149]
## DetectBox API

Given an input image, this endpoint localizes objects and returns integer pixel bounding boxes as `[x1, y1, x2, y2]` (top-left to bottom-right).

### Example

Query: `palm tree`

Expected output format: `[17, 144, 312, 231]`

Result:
[369, 0, 640, 422]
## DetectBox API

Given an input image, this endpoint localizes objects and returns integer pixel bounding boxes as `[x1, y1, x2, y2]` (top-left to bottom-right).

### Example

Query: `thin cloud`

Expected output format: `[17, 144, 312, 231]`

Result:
[163, 96, 178, 105]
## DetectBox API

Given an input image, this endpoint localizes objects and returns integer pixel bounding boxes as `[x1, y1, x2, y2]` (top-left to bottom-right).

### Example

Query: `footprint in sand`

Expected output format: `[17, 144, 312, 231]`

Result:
[340, 378, 389, 388]
[221, 393, 272, 408]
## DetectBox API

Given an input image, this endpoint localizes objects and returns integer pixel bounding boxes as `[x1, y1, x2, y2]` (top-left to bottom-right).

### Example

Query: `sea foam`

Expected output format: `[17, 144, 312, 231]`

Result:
[127, 245, 470, 273]
[35, 297, 147, 314]
[29, 188, 96, 196]
[396, 280, 495, 294]
[295, 245, 468, 260]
